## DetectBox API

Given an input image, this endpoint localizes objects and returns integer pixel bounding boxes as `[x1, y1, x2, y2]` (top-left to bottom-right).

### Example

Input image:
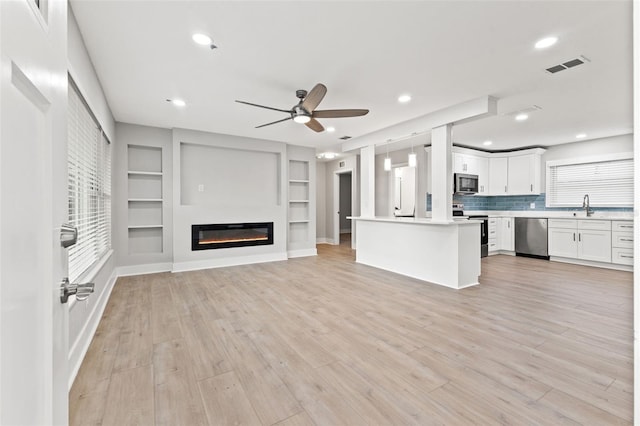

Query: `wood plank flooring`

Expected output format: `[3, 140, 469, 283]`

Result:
[70, 246, 633, 425]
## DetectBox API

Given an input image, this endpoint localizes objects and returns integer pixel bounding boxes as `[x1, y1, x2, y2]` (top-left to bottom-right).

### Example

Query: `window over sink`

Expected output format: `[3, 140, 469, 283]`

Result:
[546, 153, 633, 207]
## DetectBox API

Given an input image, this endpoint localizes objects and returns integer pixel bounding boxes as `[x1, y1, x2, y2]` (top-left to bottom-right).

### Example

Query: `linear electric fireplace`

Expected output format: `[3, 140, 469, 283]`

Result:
[191, 222, 274, 251]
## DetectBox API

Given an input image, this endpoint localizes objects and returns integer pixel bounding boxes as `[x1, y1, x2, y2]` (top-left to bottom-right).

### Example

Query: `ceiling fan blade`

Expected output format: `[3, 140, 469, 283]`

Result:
[305, 118, 324, 133]
[313, 109, 369, 118]
[235, 100, 291, 114]
[301, 83, 327, 112]
[255, 116, 293, 128]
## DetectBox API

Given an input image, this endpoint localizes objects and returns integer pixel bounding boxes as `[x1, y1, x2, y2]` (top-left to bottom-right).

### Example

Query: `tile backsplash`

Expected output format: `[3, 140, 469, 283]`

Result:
[426, 193, 632, 213]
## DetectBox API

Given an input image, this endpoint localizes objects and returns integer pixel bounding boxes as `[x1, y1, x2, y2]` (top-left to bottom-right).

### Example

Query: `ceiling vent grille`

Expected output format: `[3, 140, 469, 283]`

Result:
[339, 136, 352, 140]
[545, 55, 590, 74]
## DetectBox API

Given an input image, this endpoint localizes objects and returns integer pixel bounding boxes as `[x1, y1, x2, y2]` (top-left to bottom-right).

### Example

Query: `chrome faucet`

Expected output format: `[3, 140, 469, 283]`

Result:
[582, 194, 594, 217]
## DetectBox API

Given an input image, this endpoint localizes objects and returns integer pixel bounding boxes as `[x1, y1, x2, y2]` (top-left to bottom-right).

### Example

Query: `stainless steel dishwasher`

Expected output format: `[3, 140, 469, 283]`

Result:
[514, 218, 549, 259]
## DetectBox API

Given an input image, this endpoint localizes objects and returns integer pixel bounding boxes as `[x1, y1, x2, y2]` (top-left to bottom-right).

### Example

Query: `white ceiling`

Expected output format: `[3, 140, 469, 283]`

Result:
[70, 0, 633, 156]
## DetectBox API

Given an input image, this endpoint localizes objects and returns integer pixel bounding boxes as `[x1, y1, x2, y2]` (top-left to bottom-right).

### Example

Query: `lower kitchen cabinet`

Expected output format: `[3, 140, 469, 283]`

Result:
[548, 219, 612, 263]
[499, 217, 514, 251]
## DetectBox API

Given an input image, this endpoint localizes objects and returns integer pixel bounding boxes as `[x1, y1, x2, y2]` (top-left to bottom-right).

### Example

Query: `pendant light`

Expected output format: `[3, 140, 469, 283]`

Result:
[408, 133, 417, 167]
[384, 139, 391, 171]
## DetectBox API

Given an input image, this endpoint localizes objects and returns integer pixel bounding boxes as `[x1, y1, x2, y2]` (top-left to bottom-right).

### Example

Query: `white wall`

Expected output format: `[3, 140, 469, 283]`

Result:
[541, 133, 633, 188]
[172, 128, 288, 271]
[67, 6, 115, 141]
[316, 162, 327, 241]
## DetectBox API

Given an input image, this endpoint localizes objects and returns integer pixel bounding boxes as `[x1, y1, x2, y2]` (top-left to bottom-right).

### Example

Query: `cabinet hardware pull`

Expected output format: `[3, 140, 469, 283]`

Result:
[530, 184, 533, 192]
[620, 238, 633, 242]
[573, 233, 576, 241]
[578, 233, 581, 242]
[621, 255, 633, 258]
[504, 185, 507, 193]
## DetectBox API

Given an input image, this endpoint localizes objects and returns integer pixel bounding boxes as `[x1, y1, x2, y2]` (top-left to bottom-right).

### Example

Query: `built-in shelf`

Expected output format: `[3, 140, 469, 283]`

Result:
[288, 159, 311, 248]
[289, 179, 309, 183]
[289, 200, 309, 203]
[288, 220, 310, 224]
[128, 170, 163, 176]
[128, 144, 163, 254]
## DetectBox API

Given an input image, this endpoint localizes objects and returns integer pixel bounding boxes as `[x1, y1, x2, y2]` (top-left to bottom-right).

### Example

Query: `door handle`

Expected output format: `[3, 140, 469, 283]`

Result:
[60, 277, 94, 303]
[60, 223, 78, 248]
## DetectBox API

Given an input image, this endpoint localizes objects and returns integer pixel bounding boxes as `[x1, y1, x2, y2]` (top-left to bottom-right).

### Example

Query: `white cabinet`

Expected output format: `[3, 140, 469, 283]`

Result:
[499, 217, 514, 251]
[488, 217, 514, 253]
[453, 153, 489, 195]
[611, 220, 633, 265]
[548, 219, 611, 263]
[488, 157, 508, 195]
[507, 154, 541, 195]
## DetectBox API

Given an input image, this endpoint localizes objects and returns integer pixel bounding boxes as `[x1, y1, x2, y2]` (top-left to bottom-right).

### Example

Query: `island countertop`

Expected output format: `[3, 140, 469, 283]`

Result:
[348, 216, 483, 225]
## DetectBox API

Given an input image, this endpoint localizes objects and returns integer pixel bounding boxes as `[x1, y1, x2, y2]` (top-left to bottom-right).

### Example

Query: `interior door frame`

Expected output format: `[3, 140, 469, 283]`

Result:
[333, 168, 354, 247]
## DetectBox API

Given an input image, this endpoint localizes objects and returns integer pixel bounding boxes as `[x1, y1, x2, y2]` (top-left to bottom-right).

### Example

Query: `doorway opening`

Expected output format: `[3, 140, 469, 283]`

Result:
[333, 169, 353, 247]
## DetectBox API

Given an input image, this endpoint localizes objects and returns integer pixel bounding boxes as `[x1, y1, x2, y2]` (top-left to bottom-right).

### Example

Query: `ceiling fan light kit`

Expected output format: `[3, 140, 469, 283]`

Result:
[236, 83, 369, 133]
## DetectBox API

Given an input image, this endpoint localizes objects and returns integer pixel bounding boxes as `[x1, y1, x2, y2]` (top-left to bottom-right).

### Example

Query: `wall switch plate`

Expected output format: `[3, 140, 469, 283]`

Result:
[198, 184, 204, 192]
[530, 202, 535, 209]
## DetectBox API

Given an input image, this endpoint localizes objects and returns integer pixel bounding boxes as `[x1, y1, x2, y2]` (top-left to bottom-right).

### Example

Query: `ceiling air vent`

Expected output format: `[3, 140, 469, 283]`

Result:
[545, 55, 590, 74]
[339, 136, 352, 140]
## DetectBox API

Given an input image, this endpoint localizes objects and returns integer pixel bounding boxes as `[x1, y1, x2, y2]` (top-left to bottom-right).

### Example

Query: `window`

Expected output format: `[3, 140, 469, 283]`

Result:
[67, 78, 111, 282]
[546, 153, 633, 208]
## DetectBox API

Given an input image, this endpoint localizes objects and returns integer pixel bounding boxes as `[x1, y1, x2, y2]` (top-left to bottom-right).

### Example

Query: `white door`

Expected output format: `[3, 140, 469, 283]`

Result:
[578, 230, 612, 262]
[500, 218, 514, 251]
[508, 155, 533, 195]
[548, 228, 578, 258]
[488, 157, 508, 195]
[1, 0, 69, 424]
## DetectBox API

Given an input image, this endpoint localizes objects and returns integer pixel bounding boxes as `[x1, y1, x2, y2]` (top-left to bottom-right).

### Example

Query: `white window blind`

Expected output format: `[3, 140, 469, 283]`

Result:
[68, 79, 111, 282]
[546, 154, 633, 207]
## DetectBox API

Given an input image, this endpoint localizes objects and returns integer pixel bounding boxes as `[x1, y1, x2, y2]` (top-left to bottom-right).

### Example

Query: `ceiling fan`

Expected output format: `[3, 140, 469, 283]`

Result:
[235, 83, 369, 133]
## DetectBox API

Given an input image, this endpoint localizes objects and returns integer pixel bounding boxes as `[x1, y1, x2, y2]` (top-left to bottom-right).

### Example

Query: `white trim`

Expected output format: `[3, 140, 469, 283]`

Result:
[67, 267, 117, 390]
[316, 238, 334, 244]
[550, 256, 634, 272]
[287, 248, 318, 258]
[546, 151, 633, 168]
[116, 262, 173, 277]
[172, 252, 288, 273]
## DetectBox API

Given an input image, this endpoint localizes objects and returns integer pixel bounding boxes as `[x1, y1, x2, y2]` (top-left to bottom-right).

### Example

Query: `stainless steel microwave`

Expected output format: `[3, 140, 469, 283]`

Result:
[454, 173, 478, 194]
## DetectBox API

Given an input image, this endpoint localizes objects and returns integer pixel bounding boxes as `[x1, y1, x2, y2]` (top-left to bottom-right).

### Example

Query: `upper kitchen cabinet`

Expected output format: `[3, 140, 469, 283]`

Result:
[507, 153, 542, 195]
[453, 152, 489, 195]
[488, 148, 545, 196]
[488, 157, 508, 195]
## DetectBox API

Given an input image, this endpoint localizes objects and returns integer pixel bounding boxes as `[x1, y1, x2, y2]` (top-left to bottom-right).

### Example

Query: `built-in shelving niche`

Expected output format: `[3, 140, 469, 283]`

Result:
[288, 160, 310, 244]
[127, 145, 163, 254]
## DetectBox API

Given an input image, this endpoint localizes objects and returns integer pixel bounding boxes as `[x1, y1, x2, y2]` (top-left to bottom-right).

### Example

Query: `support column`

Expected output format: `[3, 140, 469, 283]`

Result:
[360, 145, 375, 217]
[431, 124, 453, 222]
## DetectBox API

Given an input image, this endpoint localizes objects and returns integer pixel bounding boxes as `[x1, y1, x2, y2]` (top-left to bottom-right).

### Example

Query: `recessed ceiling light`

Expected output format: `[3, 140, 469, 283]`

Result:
[576, 133, 587, 139]
[324, 152, 336, 159]
[398, 94, 411, 103]
[483, 140, 493, 146]
[535, 36, 558, 49]
[515, 113, 528, 121]
[192, 33, 212, 46]
[326, 126, 335, 133]
[170, 99, 186, 107]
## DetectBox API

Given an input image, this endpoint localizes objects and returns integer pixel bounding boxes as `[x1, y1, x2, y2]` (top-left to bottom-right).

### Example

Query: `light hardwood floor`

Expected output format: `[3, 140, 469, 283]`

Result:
[70, 246, 633, 425]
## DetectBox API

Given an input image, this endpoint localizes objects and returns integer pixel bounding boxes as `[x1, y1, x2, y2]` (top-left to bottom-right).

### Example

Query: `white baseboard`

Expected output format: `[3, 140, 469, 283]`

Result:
[172, 252, 288, 273]
[287, 248, 318, 258]
[316, 238, 337, 245]
[67, 267, 117, 391]
[550, 256, 633, 272]
[117, 262, 173, 277]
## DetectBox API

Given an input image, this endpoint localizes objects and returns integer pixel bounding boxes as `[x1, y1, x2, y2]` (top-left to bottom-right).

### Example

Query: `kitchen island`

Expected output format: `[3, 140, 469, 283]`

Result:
[351, 216, 482, 289]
